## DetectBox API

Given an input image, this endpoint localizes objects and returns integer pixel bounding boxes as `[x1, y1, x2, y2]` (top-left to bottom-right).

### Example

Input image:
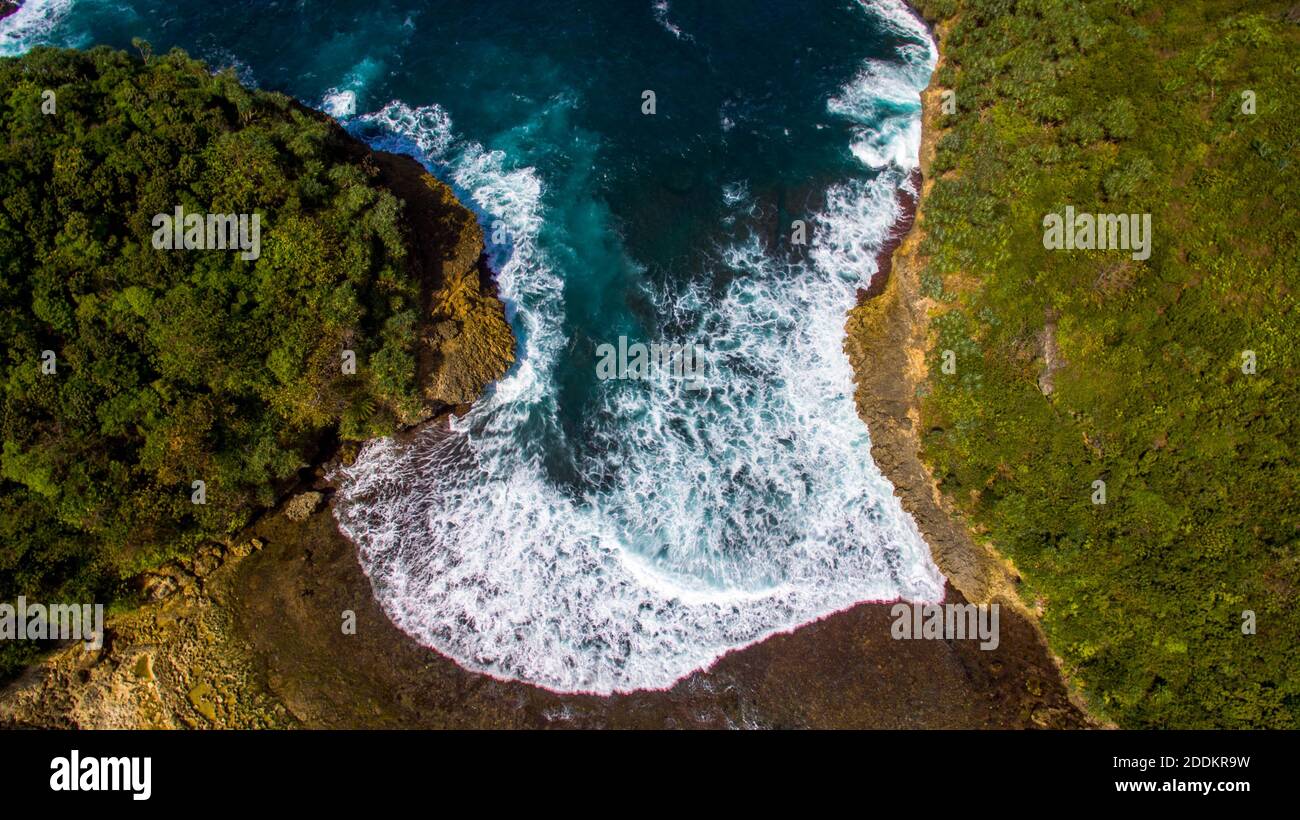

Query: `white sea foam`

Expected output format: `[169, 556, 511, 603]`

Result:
[651, 1, 691, 41]
[830, 2, 936, 170]
[319, 57, 385, 120]
[321, 88, 356, 119]
[335, 1, 944, 694]
[363, 101, 456, 159]
[857, 0, 936, 55]
[721, 180, 753, 211]
[0, 0, 77, 56]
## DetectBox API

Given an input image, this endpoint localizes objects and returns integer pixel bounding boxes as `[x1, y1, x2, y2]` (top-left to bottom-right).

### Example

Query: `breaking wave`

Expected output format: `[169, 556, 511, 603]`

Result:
[0, 0, 79, 56]
[330, 0, 945, 694]
[830, 1, 936, 170]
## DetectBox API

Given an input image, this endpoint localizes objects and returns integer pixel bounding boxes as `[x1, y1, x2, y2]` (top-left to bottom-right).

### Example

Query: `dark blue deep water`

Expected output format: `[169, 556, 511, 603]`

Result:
[5, 0, 945, 693]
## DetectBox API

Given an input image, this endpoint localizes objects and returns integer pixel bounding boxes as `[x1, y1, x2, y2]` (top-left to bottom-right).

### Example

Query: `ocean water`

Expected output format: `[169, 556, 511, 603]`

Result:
[4, 0, 945, 693]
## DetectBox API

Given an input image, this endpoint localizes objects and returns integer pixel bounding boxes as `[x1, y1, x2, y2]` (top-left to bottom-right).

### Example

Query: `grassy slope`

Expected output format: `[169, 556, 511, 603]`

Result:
[909, 0, 1298, 726]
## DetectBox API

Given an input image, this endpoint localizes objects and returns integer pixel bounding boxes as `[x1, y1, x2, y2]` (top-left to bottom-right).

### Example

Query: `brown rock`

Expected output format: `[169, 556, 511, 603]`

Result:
[370, 151, 516, 418]
[284, 491, 324, 523]
[143, 573, 178, 602]
[192, 546, 222, 578]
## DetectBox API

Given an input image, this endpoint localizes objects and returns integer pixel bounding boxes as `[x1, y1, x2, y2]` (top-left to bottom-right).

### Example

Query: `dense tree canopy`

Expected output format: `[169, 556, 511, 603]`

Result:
[0, 45, 441, 661]
[908, 0, 1298, 726]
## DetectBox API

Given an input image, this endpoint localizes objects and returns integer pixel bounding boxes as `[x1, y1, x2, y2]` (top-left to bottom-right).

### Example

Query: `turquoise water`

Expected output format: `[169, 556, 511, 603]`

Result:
[4, 0, 945, 693]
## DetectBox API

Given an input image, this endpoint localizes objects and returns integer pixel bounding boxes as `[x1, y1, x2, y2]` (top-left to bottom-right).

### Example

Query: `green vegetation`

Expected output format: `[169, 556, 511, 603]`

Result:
[909, 0, 1298, 726]
[0, 46, 453, 674]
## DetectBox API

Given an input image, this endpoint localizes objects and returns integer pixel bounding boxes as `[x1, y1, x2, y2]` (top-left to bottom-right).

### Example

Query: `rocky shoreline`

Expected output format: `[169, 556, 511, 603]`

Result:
[0, 136, 1088, 726]
[0, 18, 1091, 728]
[0, 483, 1087, 728]
[844, 17, 1096, 724]
[0, 2, 20, 23]
[860, 167, 922, 301]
